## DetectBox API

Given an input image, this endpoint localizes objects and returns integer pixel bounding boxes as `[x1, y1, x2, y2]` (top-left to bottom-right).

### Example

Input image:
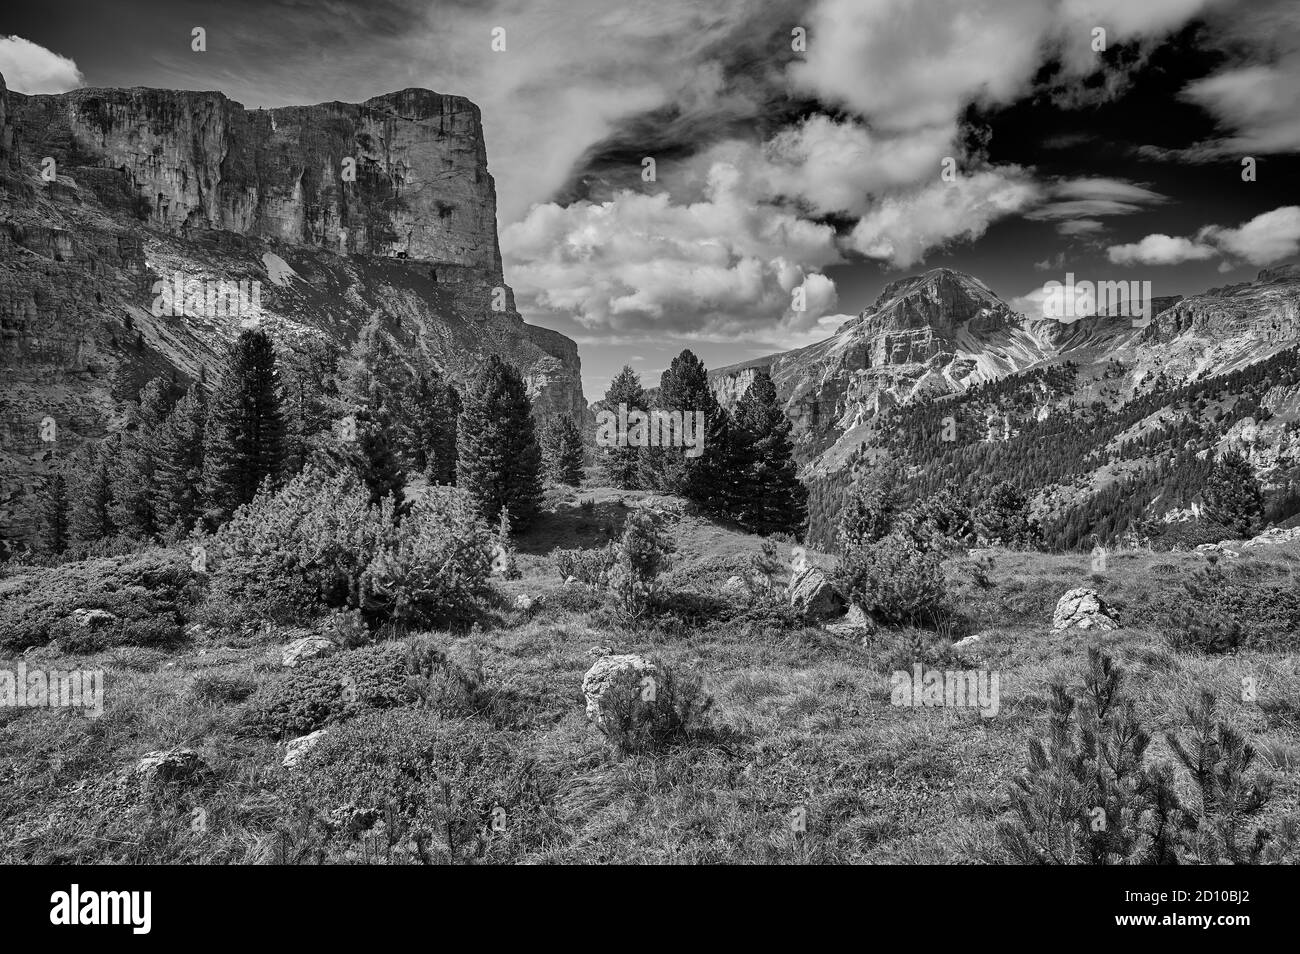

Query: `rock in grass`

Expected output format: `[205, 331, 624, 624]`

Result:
[133, 749, 206, 787]
[281, 636, 337, 668]
[582, 654, 658, 731]
[788, 566, 846, 620]
[283, 730, 328, 768]
[1052, 588, 1120, 632]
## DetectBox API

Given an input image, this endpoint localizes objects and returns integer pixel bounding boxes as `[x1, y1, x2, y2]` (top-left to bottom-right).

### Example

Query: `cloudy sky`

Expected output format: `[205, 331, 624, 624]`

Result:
[4, 0, 1300, 396]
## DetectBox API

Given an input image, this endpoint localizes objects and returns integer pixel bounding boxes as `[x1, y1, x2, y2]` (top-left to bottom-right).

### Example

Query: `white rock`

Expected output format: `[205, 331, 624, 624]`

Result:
[954, 634, 982, 649]
[133, 748, 205, 786]
[281, 636, 336, 668]
[788, 566, 846, 620]
[1052, 588, 1121, 632]
[581, 654, 659, 732]
[73, 608, 116, 628]
[283, 730, 328, 769]
[514, 593, 534, 611]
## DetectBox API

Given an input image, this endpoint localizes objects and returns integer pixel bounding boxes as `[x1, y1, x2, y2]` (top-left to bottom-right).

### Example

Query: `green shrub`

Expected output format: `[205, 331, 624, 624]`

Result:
[596, 658, 713, 755]
[211, 466, 492, 628]
[283, 709, 556, 863]
[242, 642, 413, 739]
[552, 544, 615, 585]
[833, 532, 946, 627]
[606, 510, 673, 619]
[404, 637, 487, 715]
[0, 549, 192, 653]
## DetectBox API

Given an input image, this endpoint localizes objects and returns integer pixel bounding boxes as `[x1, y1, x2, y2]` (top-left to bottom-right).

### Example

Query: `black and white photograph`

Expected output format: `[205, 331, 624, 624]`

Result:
[0, 0, 1297, 910]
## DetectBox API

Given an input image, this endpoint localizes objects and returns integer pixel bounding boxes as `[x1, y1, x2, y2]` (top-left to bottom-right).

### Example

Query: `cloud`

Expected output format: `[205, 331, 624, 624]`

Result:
[1105, 207, 1300, 266]
[1107, 234, 1217, 265]
[1027, 177, 1167, 224]
[1199, 206, 1300, 265]
[844, 169, 1042, 267]
[1058, 219, 1105, 236]
[0, 35, 84, 93]
[500, 160, 842, 342]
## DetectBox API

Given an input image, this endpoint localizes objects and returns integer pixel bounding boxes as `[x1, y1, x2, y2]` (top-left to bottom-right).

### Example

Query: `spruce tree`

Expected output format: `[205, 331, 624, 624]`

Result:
[456, 354, 543, 531]
[154, 384, 208, 535]
[1202, 450, 1263, 538]
[317, 406, 406, 511]
[37, 470, 70, 556]
[202, 329, 287, 523]
[541, 414, 585, 486]
[68, 441, 116, 546]
[108, 376, 175, 540]
[644, 349, 736, 514]
[401, 361, 460, 483]
[733, 372, 806, 535]
[281, 338, 340, 477]
[596, 366, 648, 490]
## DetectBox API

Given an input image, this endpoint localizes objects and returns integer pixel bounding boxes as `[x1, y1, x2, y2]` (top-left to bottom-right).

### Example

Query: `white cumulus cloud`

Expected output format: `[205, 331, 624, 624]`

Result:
[0, 36, 84, 93]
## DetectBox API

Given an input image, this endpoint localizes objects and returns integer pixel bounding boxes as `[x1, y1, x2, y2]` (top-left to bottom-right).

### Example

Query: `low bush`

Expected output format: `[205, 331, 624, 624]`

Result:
[241, 642, 413, 739]
[282, 709, 556, 863]
[404, 637, 488, 716]
[210, 466, 493, 628]
[833, 532, 946, 627]
[596, 658, 714, 755]
[0, 549, 193, 653]
[552, 544, 616, 585]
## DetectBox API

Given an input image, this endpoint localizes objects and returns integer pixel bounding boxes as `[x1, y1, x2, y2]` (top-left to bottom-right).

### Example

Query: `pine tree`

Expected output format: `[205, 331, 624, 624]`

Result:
[401, 361, 460, 483]
[37, 470, 70, 556]
[1202, 450, 1263, 538]
[202, 329, 287, 524]
[154, 384, 208, 535]
[541, 414, 585, 486]
[644, 349, 736, 514]
[68, 441, 116, 546]
[456, 354, 544, 531]
[317, 406, 406, 511]
[108, 376, 175, 539]
[281, 338, 340, 477]
[733, 372, 806, 535]
[974, 480, 1034, 546]
[596, 366, 648, 490]
[838, 460, 904, 550]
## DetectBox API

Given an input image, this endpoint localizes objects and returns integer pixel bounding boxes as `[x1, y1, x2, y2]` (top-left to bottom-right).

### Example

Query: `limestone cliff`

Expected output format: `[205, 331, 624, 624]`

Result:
[0, 75, 586, 545]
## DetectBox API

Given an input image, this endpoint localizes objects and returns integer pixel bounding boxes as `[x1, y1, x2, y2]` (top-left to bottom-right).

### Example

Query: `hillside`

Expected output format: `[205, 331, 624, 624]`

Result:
[2, 478, 1298, 864]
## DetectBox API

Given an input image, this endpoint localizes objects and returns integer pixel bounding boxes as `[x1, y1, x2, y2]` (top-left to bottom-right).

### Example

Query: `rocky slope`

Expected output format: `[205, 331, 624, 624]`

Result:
[712, 265, 1300, 477]
[0, 75, 586, 544]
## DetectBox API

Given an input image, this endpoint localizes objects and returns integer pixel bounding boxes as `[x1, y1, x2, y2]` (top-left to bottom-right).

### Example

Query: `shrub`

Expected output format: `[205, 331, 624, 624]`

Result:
[404, 637, 487, 715]
[211, 466, 492, 628]
[1171, 565, 1300, 650]
[282, 709, 556, 863]
[553, 544, 616, 585]
[606, 510, 673, 619]
[833, 532, 946, 627]
[0, 549, 192, 653]
[242, 642, 414, 739]
[596, 658, 714, 755]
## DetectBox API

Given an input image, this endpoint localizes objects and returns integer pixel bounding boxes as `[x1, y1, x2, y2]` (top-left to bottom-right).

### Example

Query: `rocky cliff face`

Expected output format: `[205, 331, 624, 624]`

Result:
[0, 75, 586, 545]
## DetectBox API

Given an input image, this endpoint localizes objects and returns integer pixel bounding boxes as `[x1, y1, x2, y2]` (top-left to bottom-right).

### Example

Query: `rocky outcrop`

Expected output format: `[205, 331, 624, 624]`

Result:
[788, 565, 846, 620]
[283, 729, 328, 768]
[281, 636, 336, 669]
[0, 73, 587, 544]
[1052, 588, 1120, 632]
[0, 72, 14, 169]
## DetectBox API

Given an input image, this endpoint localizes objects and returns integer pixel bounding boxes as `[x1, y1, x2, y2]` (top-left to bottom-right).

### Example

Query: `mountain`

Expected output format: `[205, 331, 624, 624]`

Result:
[0, 75, 586, 544]
[711, 265, 1300, 547]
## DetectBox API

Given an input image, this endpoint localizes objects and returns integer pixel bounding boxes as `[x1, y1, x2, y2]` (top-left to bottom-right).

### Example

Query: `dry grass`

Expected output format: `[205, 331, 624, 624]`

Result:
[2, 490, 1297, 863]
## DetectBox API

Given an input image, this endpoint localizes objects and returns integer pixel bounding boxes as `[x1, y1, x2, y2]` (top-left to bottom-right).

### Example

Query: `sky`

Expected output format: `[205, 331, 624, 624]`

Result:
[4, 0, 1300, 398]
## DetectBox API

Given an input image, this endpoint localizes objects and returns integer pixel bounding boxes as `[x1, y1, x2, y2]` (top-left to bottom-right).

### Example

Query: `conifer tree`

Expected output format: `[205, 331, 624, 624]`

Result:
[37, 470, 69, 556]
[733, 372, 806, 535]
[456, 354, 544, 531]
[541, 414, 585, 486]
[108, 376, 175, 539]
[154, 384, 208, 535]
[68, 441, 116, 546]
[644, 349, 736, 513]
[838, 460, 904, 550]
[281, 339, 340, 477]
[401, 361, 460, 483]
[596, 366, 648, 490]
[202, 329, 287, 524]
[1202, 450, 1264, 538]
[317, 406, 406, 512]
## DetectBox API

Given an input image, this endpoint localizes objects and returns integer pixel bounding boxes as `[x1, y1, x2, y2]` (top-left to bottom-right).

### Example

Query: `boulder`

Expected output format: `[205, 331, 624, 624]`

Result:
[72, 608, 116, 629]
[788, 566, 846, 620]
[283, 730, 328, 769]
[281, 636, 336, 668]
[1052, 588, 1120, 632]
[723, 575, 747, 594]
[581, 654, 659, 732]
[825, 603, 874, 637]
[954, 634, 982, 649]
[1242, 526, 1300, 548]
[133, 749, 205, 787]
